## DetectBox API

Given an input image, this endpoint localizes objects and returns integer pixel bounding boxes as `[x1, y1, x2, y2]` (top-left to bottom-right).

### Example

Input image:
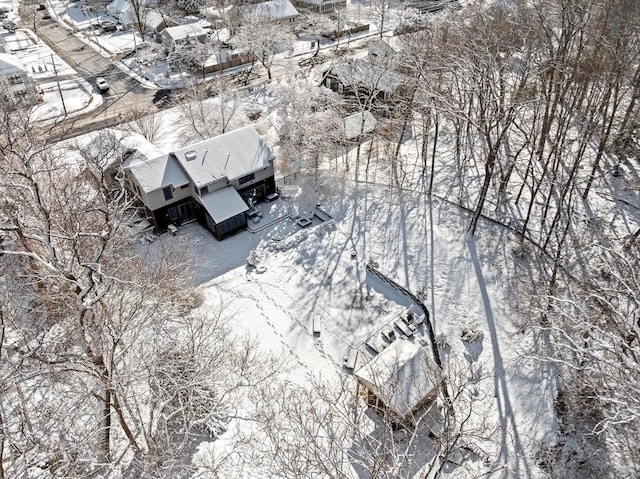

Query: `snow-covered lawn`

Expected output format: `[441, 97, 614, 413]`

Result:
[31, 78, 94, 120]
[136, 177, 556, 477]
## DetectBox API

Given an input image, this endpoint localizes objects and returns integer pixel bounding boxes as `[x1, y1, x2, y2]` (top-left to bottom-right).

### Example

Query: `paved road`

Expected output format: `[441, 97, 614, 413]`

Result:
[30, 15, 378, 140]
[34, 18, 159, 139]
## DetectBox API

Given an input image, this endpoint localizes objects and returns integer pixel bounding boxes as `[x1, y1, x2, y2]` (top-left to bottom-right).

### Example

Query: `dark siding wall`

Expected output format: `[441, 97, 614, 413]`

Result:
[150, 197, 195, 232]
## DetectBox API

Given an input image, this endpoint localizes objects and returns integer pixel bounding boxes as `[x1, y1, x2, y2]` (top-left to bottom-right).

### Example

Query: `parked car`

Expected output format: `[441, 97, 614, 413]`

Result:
[95, 77, 110, 93]
[382, 328, 396, 343]
[343, 348, 358, 371]
[37, 4, 47, 10]
[42, 13, 51, 20]
[394, 319, 414, 338]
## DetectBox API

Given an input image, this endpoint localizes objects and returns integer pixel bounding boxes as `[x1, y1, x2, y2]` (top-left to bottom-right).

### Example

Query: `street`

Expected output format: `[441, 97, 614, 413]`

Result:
[34, 18, 158, 138]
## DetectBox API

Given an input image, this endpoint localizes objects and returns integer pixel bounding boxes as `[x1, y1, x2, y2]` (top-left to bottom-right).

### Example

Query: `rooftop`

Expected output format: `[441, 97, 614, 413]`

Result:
[163, 23, 207, 41]
[125, 153, 189, 193]
[200, 186, 249, 223]
[171, 126, 275, 188]
[354, 339, 442, 418]
[0, 53, 26, 76]
[242, 0, 299, 21]
[330, 58, 404, 95]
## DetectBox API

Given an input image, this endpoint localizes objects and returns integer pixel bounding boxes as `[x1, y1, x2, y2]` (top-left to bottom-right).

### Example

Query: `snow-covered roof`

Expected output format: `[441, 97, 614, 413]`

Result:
[172, 126, 275, 188]
[199, 187, 249, 223]
[242, 0, 299, 21]
[143, 10, 165, 29]
[330, 58, 404, 95]
[0, 53, 26, 76]
[343, 111, 377, 140]
[298, 0, 343, 5]
[354, 340, 442, 418]
[108, 0, 156, 14]
[107, 0, 131, 15]
[125, 153, 189, 193]
[162, 23, 207, 41]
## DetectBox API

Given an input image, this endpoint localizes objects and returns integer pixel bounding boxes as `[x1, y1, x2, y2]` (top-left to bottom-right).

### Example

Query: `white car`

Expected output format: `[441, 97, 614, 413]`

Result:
[95, 77, 110, 93]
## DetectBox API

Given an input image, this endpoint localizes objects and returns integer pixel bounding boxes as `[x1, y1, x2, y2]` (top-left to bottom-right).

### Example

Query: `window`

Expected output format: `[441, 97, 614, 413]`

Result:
[200, 185, 209, 196]
[238, 173, 255, 185]
[163, 186, 173, 201]
[8, 75, 22, 86]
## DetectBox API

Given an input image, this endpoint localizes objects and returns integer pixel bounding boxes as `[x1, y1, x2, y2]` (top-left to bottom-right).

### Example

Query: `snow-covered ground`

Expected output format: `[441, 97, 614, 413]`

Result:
[65, 87, 557, 475]
[1, 28, 102, 119]
[39, 1, 638, 473]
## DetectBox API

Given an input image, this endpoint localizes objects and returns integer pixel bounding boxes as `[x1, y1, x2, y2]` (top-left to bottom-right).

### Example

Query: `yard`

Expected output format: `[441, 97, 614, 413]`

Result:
[145, 180, 557, 478]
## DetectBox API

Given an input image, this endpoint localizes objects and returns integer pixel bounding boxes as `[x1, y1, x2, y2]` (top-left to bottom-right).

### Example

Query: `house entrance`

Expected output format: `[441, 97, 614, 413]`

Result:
[240, 184, 266, 204]
[167, 202, 194, 224]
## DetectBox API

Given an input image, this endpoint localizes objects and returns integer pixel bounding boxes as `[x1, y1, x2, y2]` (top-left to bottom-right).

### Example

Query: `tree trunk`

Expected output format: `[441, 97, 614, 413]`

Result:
[468, 145, 497, 236]
[429, 116, 439, 196]
[101, 387, 112, 463]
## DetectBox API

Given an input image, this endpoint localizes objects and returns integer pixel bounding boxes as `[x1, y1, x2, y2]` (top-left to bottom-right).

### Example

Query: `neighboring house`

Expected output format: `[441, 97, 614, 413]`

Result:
[293, 0, 345, 13]
[119, 8, 167, 33]
[354, 339, 443, 425]
[125, 126, 277, 240]
[161, 23, 208, 52]
[241, 0, 299, 23]
[107, 0, 158, 22]
[342, 111, 377, 143]
[141, 10, 167, 34]
[323, 58, 405, 103]
[80, 129, 164, 190]
[0, 53, 38, 105]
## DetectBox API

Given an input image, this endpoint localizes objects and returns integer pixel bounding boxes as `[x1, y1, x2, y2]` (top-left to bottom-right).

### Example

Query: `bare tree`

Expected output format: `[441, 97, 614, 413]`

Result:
[231, 15, 295, 80]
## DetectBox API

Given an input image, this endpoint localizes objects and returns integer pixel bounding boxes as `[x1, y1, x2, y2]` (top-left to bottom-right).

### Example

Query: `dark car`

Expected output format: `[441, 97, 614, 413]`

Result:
[37, 4, 46, 10]
[382, 328, 396, 343]
[100, 21, 117, 32]
[42, 13, 52, 20]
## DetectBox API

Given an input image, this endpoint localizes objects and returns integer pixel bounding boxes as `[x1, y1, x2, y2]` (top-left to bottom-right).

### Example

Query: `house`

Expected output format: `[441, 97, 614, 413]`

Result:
[0, 53, 39, 105]
[107, 0, 157, 28]
[106, 0, 130, 17]
[125, 126, 277, 240]
[141, 10, 167, 34]
[118, 9, 167, 33]
[241, 0, 299, 23]
[161, 23, 208, 52]
[293, 0, 345, 13]
[323, 58, 405, 103]
[354, 339, 443, 424]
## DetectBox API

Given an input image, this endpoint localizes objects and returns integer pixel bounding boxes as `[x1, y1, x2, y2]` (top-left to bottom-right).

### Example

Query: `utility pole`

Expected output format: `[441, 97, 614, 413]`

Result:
[51, 52, 67, 116]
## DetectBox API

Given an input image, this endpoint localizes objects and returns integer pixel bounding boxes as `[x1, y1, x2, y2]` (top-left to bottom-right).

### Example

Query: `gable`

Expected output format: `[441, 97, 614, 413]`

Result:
[172, 126, 275, 189]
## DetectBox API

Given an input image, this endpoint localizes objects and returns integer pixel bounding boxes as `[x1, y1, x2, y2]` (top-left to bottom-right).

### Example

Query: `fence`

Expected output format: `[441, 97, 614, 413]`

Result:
[202, 53, 256, 75]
